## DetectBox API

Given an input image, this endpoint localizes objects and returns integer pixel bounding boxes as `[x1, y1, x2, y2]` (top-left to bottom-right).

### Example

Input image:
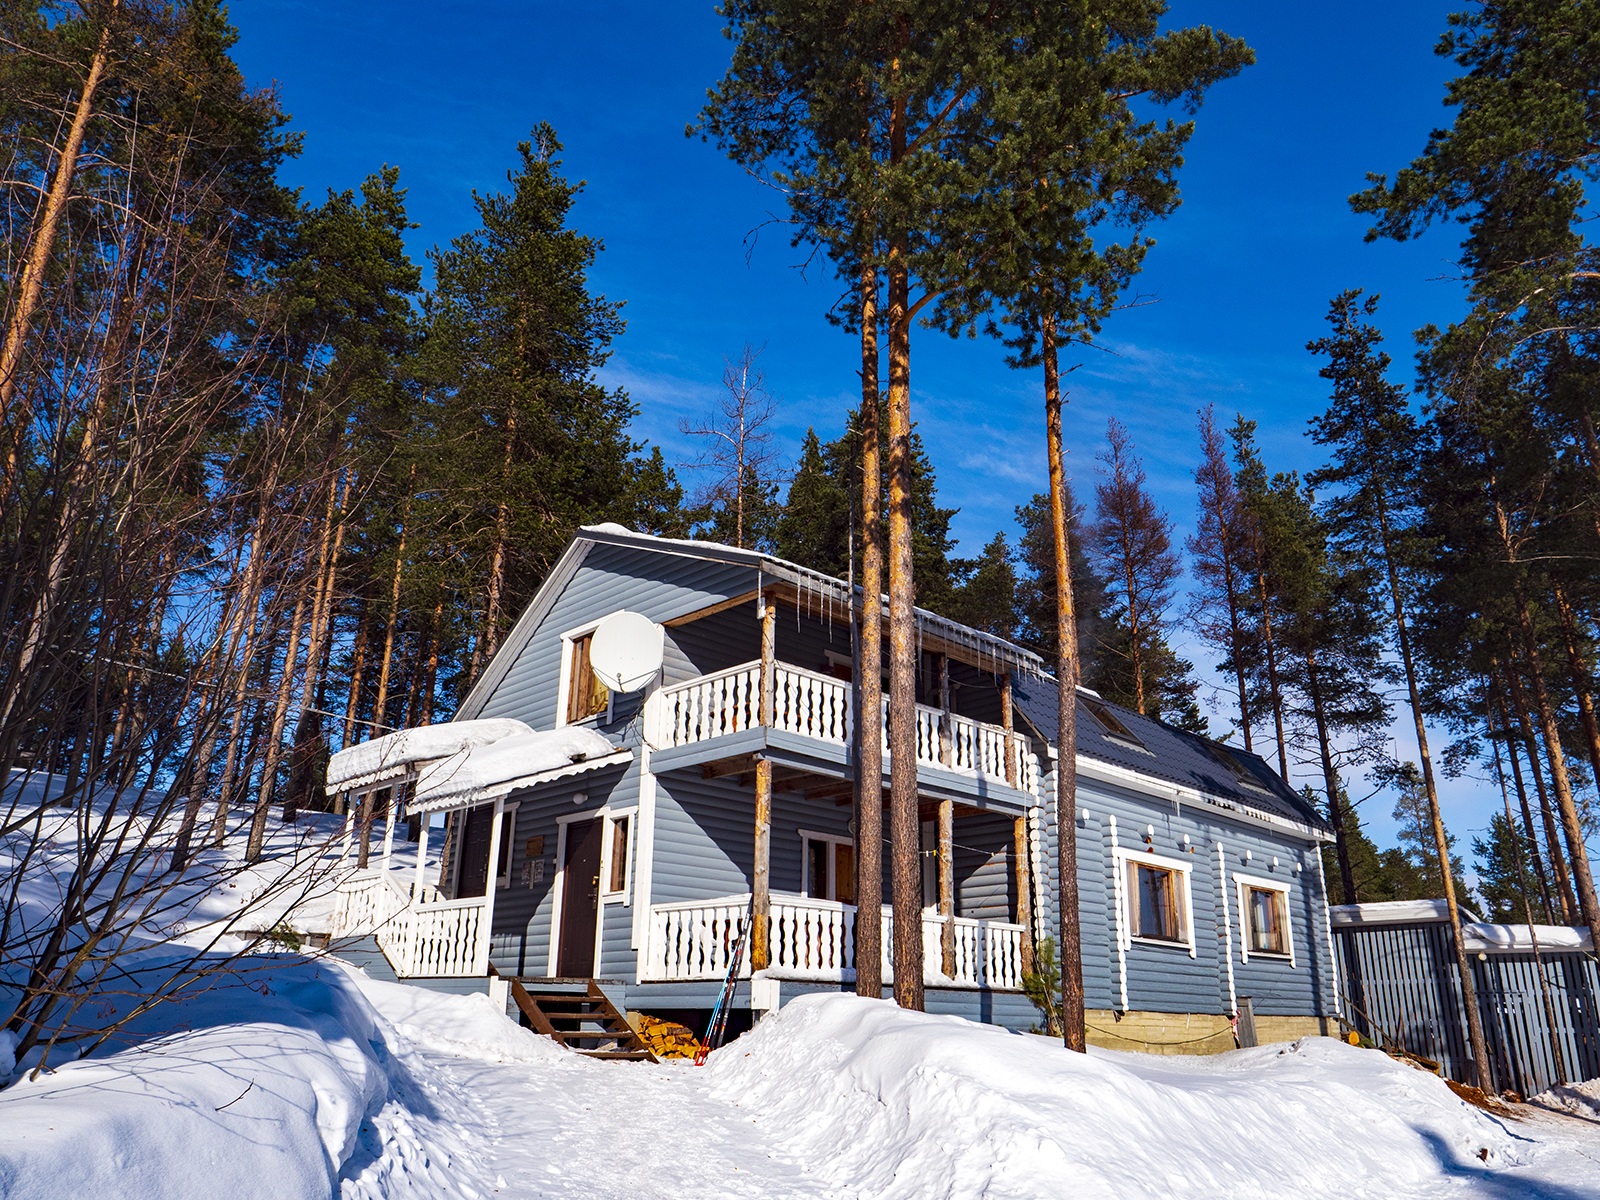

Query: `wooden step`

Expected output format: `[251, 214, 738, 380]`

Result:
[498, 972, 656, 1063]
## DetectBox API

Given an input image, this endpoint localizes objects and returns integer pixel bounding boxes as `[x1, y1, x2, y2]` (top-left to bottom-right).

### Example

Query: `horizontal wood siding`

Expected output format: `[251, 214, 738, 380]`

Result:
[477, 542, 755, 734]
[953, 811, 1015, 922]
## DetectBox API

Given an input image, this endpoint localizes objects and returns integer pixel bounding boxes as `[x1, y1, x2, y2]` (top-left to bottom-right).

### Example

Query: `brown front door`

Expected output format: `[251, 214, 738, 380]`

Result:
[456, 805, 496, 898]
[557, 818, 604, 977]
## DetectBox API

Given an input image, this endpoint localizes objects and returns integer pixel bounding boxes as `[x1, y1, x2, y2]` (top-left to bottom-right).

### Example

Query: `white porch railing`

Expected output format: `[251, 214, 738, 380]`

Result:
[651, 660, 1038, 793]
[643, 893, 1025, 990]
[331, 868, 491, 977]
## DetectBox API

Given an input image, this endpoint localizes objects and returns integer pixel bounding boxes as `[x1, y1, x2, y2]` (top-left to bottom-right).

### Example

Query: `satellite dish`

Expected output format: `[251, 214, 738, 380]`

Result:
[589, 610, 664, 693]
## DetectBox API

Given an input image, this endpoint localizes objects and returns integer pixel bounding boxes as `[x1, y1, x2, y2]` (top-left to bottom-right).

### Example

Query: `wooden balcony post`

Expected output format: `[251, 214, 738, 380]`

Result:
[1002, 672, 1017, 786]
[938, 653, 952, 766]
[759, 595, 775, 727]
[939, 798, 955, 976]
[1014, 813, 1034, 975]
[753, 754, 772, 970]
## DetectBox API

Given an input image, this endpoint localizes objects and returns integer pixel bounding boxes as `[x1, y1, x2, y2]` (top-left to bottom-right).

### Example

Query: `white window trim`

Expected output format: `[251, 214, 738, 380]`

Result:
[495, 802, 520, 889]
[1234, 872, 1296, 966]
[1113, 846, 1197, 959]
[556, 618, 615, 729]
[600, 807, 637, 906]
[798, 827, 853, 901]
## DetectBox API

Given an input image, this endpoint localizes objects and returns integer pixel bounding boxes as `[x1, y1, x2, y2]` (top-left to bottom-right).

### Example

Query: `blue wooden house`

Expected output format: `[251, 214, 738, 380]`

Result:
[327, 525, 1340, 1052]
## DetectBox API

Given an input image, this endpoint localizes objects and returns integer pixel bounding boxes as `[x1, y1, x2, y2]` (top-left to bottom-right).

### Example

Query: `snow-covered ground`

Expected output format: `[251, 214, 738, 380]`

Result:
[6, 961, 1600, 1199]
[6, 777, 1600, 1198]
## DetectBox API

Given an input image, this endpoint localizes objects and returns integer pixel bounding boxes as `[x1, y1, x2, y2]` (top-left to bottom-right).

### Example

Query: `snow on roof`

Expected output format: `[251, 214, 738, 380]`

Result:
[325, 718, 533, 793]
[1463, 922, 1594, 954]
[1329, 899, 1476, 927]
[412, 727, 626, 812]
[1330, 899, 1591, 953]
[577, 523, 1044, 678]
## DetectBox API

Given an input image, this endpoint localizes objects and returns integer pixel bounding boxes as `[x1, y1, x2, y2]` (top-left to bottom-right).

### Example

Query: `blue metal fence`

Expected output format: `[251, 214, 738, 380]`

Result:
[1334, 915, 1600, 1096]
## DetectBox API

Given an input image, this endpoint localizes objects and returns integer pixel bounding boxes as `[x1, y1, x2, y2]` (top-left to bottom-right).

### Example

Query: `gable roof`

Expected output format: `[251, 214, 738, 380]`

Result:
[1011, 676, 1332, 840]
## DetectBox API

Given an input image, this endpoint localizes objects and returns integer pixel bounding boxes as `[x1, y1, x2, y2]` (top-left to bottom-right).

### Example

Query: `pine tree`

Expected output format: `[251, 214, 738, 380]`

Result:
[950, 533, 1019, 639]
[423, 125, 635, 686]
[1474, 812, 1539, 921]
[1084, 419, 1200, 727]
[1187, 404, 1259, 749]
[1014, 490, 1108, 674]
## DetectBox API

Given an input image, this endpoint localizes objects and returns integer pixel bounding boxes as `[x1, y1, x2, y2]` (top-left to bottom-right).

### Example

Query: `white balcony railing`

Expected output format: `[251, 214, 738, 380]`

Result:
[644, 893, 1025, 990]
[651, 660, 1038, 793]
[332, 868, 491, 977]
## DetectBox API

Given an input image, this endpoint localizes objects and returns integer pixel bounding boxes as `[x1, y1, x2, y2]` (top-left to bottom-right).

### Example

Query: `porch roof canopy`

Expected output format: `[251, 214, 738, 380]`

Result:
[325, 717, 534, 795]
[579, 523, 1047, 681]
[411, 726, 630, 815]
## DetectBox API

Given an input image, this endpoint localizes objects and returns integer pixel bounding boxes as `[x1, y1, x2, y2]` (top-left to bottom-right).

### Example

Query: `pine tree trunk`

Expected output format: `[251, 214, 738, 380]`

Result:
[246, 572, 311, 864]
[1043, 315, 1085, 1052]
[284, 468, 346, 822]
[885, 206, 922, 1011]
[341, 595, 371, 756]
[854, 261, 884, 1001]
[1488, 675, 1555, 923]
[0, 9, 116, 497]
[1257, 570, 1290, 779]
[370, 478, 414, 740]
[1503, 661, 1577, 922]
[1510, 584, 1600, 944]
[1305, 647, 1358, 904]
[1370, 494, 1490, 1085]
[1552, 580, 1600, 808]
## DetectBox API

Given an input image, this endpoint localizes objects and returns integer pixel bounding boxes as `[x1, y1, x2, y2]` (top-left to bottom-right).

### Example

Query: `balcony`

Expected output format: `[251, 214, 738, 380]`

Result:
[643, 892, 1026, 991]
[647, 660, 1039, 798]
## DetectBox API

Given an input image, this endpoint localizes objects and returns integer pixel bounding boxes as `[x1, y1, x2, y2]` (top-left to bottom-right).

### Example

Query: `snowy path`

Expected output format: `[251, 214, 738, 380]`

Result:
[437, 1051, 820, 1198]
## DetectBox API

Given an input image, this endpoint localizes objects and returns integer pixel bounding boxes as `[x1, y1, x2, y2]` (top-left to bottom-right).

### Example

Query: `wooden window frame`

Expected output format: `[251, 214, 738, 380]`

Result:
[1233, 872, 1296, 966]
[556, 620, 614, 728]
[1113, 846, 1197, 959]
[798, 827, 853, 902]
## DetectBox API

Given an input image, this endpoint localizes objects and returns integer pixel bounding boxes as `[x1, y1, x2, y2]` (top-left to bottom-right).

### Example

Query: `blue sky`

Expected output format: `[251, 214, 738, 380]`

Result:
[229, 1, 1514, 867]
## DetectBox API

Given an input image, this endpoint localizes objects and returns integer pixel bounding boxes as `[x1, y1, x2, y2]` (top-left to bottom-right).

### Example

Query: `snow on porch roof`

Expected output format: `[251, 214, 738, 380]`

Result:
[411, 726, 631, 814]
[579, 523, 1046, 679]
[325, 718, 534, 794]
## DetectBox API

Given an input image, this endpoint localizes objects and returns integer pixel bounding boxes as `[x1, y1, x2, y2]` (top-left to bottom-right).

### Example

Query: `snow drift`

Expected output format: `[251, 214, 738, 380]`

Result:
[703, 993, 1533, 1199]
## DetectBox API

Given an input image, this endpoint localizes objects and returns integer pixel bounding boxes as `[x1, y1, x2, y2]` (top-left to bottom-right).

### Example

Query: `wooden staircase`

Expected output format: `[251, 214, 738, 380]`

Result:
[505, 975, 656, 1062]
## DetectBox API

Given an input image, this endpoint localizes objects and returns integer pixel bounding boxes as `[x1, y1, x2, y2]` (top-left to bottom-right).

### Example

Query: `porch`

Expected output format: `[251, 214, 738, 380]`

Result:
[643, 892, 1027, 991]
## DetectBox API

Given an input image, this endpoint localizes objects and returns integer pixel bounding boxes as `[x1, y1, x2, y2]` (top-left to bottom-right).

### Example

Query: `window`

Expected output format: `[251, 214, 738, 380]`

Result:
[1247, 886, 1284, 954]
[1084, 698, 1144, 748]
[1131, 862, 1185, 942]
[1114, 847, 1196, 957]
[607, 815, 630, 894]
[495, 805, 519, 889]
[799, 830, 854, 903]
[1234, 873, 1295, 963]
[1203, 742, 1277, 796]
[563, 631, 610, 725]
[599, 811, 633, 903]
